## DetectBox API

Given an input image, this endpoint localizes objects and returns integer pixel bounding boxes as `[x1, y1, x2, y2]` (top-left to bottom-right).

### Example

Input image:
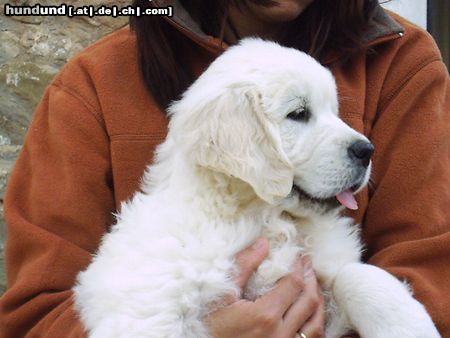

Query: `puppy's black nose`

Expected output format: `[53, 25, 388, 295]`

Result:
[348, 141, 374, 167]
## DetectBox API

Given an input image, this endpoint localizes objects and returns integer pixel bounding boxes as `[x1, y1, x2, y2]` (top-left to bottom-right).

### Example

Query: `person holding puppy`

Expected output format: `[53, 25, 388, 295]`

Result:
[1, 1, 449, 337]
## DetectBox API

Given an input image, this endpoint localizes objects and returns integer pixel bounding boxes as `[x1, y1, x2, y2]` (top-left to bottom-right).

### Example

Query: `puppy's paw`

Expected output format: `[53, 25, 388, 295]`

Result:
[333, 263, 441, 338]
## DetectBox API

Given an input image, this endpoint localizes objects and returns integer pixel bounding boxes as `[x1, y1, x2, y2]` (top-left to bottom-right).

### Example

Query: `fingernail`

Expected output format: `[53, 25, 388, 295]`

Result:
[252, 238, 265, 250]
[302, 255, 312, 266]
[303, 268, 314, 279]
[302, 255, 313, 277]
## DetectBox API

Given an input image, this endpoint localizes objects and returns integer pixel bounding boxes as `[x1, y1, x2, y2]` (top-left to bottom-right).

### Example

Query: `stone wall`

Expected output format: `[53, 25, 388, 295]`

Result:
[0, 0, 129, 294]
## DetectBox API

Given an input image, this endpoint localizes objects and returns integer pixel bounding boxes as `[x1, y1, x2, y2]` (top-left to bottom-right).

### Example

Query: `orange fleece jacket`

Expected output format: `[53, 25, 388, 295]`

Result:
[0, 10, 449, 338]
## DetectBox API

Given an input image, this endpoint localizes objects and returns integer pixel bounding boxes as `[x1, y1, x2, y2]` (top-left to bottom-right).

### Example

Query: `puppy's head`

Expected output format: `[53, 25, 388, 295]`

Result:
[168, 38, 372, 210]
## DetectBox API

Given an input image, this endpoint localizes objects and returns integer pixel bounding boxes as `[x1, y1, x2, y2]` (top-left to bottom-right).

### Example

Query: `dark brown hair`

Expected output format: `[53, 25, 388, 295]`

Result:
[130, 0, 380, 110]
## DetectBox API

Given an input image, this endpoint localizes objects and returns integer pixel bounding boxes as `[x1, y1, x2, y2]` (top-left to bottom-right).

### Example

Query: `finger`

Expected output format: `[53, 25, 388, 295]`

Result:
[218, 238, 269, 306]
[282, 257, 323, 336]
[234, 238, 269, 290]
[257, 256, 306, 316]
[297, 284, 325, 338]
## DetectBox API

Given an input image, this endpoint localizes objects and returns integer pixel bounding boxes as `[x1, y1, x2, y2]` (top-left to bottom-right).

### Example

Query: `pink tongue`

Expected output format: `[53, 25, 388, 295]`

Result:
[336, 190, 358, 210]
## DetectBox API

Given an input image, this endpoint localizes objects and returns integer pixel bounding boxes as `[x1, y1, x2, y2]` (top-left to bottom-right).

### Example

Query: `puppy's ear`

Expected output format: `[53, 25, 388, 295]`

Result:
[192, 87, 293, 204]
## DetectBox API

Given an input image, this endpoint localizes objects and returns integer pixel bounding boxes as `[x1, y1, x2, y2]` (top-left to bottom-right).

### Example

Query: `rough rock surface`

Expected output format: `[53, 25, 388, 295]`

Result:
[0, 0, 129, 294]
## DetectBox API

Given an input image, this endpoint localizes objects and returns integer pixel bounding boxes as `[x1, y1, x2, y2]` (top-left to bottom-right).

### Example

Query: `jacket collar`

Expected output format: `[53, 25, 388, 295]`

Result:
[153, 0, 404, 56]
[363, 5, 404, 44]
[154, 0, 208, 39]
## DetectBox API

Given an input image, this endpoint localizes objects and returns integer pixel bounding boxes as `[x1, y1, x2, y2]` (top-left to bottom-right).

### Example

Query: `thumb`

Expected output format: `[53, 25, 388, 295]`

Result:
[234, 238, 269, 291]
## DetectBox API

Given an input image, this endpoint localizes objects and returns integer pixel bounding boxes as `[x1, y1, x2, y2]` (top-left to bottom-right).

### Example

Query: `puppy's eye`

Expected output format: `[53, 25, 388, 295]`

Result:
[287, 107, 311, 122]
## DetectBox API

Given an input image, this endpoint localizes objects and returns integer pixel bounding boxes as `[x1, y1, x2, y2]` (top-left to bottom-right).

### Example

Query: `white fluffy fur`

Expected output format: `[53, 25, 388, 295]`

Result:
[73, 39, 440, 338]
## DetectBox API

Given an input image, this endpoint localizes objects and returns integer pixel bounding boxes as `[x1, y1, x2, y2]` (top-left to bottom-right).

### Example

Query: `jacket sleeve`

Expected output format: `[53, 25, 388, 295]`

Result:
[0, 80, 115, 337]
[364, 57, 450, 336]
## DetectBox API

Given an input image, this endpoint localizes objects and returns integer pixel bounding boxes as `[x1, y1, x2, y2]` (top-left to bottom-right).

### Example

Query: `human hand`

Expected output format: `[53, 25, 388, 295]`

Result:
[204, 238, 325, 338]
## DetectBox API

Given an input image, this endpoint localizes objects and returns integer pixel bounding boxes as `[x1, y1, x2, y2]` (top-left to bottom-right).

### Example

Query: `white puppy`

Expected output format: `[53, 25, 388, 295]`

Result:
[74, 39, 440, 338]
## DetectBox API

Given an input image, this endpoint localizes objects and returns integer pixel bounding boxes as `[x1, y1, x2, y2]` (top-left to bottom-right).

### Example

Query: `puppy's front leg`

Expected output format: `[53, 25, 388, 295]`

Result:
[333, 263, 440, 338]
